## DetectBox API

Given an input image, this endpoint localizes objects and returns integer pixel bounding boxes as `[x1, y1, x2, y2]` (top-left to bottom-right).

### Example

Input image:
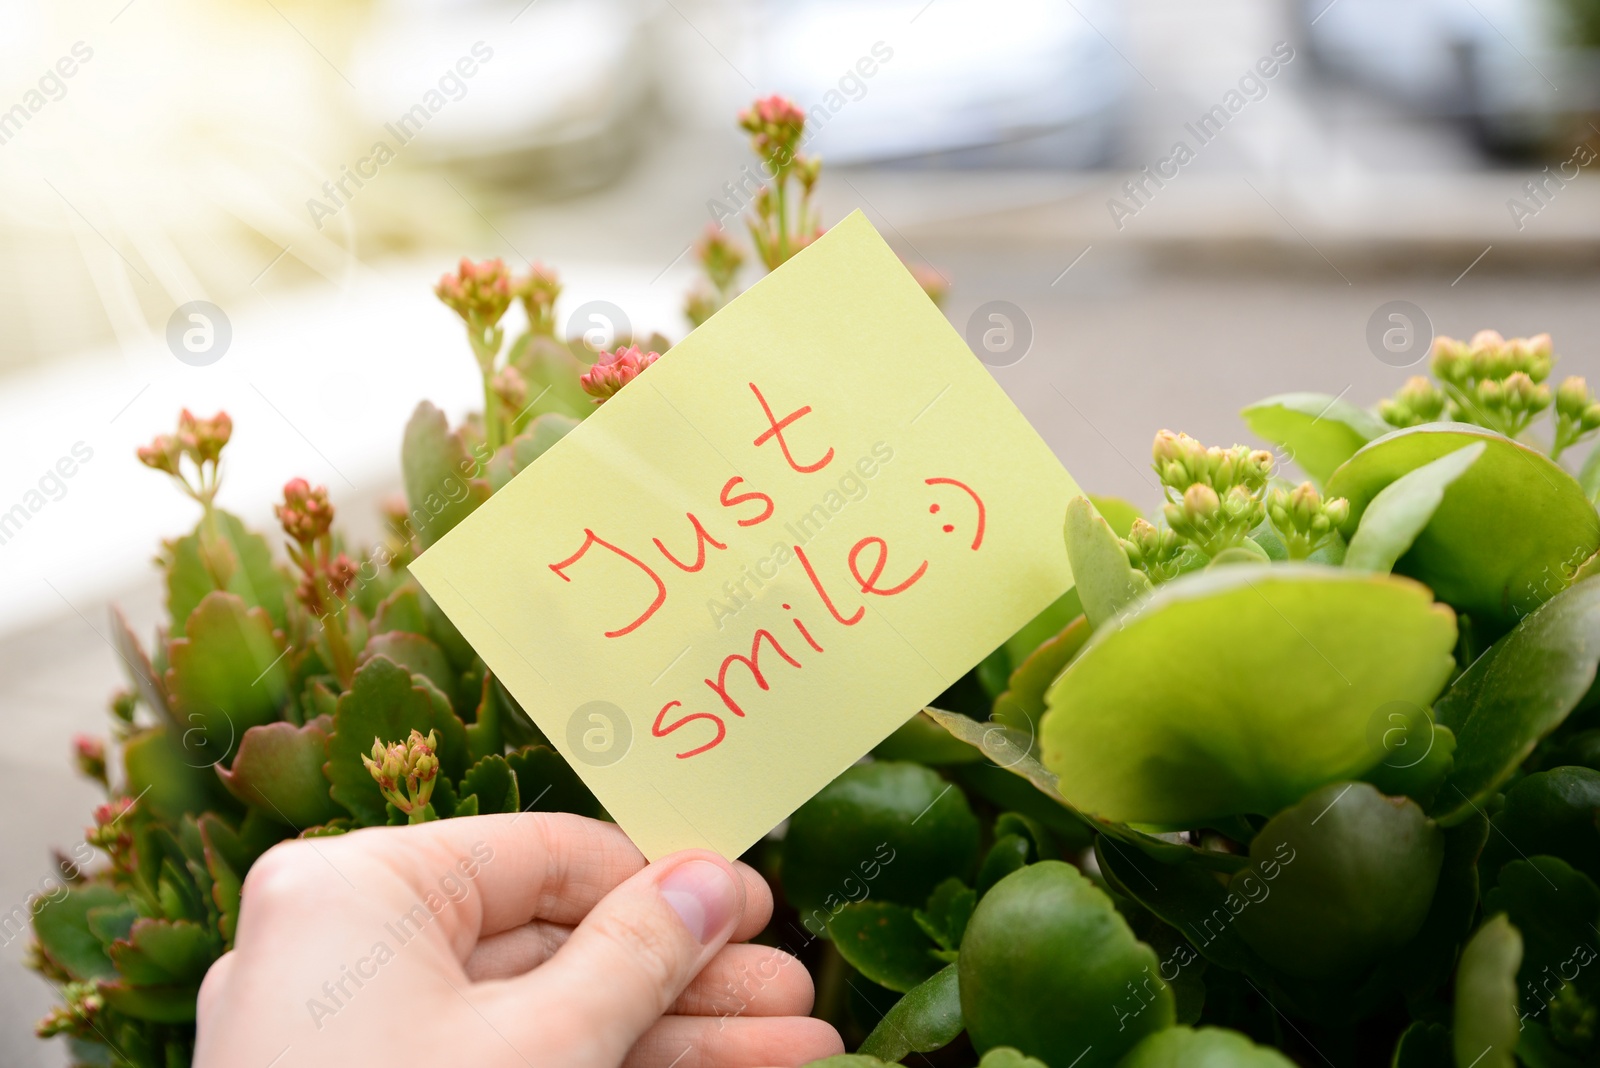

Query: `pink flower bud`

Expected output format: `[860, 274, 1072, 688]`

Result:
[580, 345, 660, 404]
[435, 257, 514, 326]
[275, 478, 334, 544]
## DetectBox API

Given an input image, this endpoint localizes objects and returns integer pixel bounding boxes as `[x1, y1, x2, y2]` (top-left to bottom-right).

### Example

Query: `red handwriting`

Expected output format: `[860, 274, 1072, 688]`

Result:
[750, 382, 834, 473]
[653, 700, 725, 759]
[926, 476, 985, 550]
[653, 512, 728, 573]
[548, 530, 666, 638]
[544, 381, 995, 762]
[848, 536, 928, 596]
[704, 629, 803, 719]
[720, 476, 775, 526]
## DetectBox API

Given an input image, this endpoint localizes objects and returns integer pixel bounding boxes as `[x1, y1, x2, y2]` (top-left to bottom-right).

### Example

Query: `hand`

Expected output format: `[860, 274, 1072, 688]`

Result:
[194, 813, 843, 1067]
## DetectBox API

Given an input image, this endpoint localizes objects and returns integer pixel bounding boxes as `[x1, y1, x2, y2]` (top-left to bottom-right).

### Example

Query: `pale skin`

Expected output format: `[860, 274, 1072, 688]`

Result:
[195, 813, 844, 1067]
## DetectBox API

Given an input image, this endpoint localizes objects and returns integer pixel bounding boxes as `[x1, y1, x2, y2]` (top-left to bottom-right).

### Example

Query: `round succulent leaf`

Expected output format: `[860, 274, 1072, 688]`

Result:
[165, 509, 291, 638]
[1115, 1026, 1296, 1067]
[505, 745, 604, 819]
[31, 883, 126, 981]
[782, 762, 979, 921]
[216, 718, 342, 829]
[826, 901, 941, 993]
[1367, 811, 1489, 1004]
[455, 753, 520, 815]
[1480, 767, 1600, 887]
[1325, 424, 1600, 631]
[1064, 496, 1151, 629]
[165, 592, 290, 762]
[372, 584, 428, 635]
[97, 980, 199, 1023]
[857, 963, 963, 1063]
[1230, 782, 1445, 981]
[960, 861, 1172, 1068]
[1343, 441, 1486, 574]
[108, 919, 214, 987]
[1580, 444, 1600, 503]
[360, 631, 457, 711]
[124, 726, 229, 823]
[401, 401, 491, 548]
[1454, 914, 1524, 1068]
[976, 834, 1031, 895]
[1041, 565, 1457, 826]
[978, 1049, 1050, 1068]
[1241, 391, 1391, 486]
[1433, 576, 1600, 824]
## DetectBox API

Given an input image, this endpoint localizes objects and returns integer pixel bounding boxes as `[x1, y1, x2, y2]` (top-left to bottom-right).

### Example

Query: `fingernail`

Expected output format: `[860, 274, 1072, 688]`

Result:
[659, 860, 738, 944]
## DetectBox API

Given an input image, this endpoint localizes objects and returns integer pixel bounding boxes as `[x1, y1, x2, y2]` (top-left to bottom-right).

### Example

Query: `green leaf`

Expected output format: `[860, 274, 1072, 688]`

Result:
[961, 862, 1170, 1068]
[1230, 783, 1445, 982]
[1344, 442, 1486, 573]
[124, 727, 225, 823]
[1480, 767, 1600, 887]
[1433, 577, 1600, 824]
[1003, 586, 1083, 666]
[827, 901, 941, 993]
[976, 835, 1030, 895]
[1483, 857, 1600, 1013]
[164, 592, 289, 763]
[873, 710, 984, 765]
[509, 335, 593, 422]
[165, 510, 290, 638]
[456, 753, 520, 815]
[97, 981, 199, 1023]
[1087, 495, 1143, 539]
[1242, 392, 1391, 486]
[1064, 496, 1150, 628]
[978, 1049, 1049, 1068]
[1041, 565, 1457, 826]
[110, 605, 171, 727]
[782, 762, 979, 925]
[401, 401, 491, 549]
[1373, 811, 1489, 1003]
[32, 884, 126, 980]
[1116, 1026, 1297, 1067]
[466, 674, 502, 764]
[992, 614, 1091, 739]
[325, 657, 468, 825]
[1390, 1021, 1453, 1068]
[216, 718, 342, 829]
[1326, 424, 1600, 632]
[914, 878, 976, 951]
[926, 707, 1223, 869]
[1361, 706, 1455, 808]
[802, 1058, 890, 1068]
[1454, 914, 1523, 1068]
[486, 413, 580, 491]
[505, 745, 604, 819]
[361, 632, 457, 712]
[108, 919, 214, 986]
[858, 962, 963, 1062]
[1579, 444, 1600, 503]
[372, 585, 428, 636]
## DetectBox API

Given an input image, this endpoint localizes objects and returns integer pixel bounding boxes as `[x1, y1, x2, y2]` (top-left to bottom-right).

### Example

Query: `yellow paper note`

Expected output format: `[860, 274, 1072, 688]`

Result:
[409, 211, 1081, 860]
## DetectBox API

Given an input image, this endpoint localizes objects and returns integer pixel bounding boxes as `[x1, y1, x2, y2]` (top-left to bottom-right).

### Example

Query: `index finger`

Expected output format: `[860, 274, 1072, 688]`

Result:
[328, 813, 770, 943]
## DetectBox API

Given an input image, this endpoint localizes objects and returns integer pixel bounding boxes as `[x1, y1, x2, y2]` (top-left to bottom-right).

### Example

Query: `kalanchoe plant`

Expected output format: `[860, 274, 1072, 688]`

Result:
[50, 93, 1600, 1068]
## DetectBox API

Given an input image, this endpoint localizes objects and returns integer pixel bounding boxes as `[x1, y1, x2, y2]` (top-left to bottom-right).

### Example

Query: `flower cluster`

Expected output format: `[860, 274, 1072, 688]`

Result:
[738, 94, 807, 171]
[737, 95, 823, 272]
[1430, 330, 1553, 437]
[435, 258, 570, 451]
[686, 225, 748, 328]
[72, 734, 107, 787]
[1554, 375, 1600, 459]
[1120, 518, 1188, 583]
[580, 345, 659, 404]
[1378, 376, 1447, 429]
[276, 479, 358, 682]
[136, 410, 233, 506]
[1267, 482, 1350, 560]
[1152, 432, 1276, 558]
[363, 730, 440, 822]
[516, 262, 562, 337]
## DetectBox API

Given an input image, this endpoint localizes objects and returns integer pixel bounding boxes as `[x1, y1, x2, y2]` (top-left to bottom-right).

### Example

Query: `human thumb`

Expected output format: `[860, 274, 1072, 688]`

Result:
[514, 850, 745, 1061]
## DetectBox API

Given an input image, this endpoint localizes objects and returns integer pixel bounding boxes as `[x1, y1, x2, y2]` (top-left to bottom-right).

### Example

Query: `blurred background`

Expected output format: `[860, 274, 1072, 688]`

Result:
[4, 0, 1600, 1059]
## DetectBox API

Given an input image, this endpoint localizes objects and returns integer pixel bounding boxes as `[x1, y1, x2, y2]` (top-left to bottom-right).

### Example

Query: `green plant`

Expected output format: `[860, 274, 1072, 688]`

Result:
[27, 92, 1600, 1068]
